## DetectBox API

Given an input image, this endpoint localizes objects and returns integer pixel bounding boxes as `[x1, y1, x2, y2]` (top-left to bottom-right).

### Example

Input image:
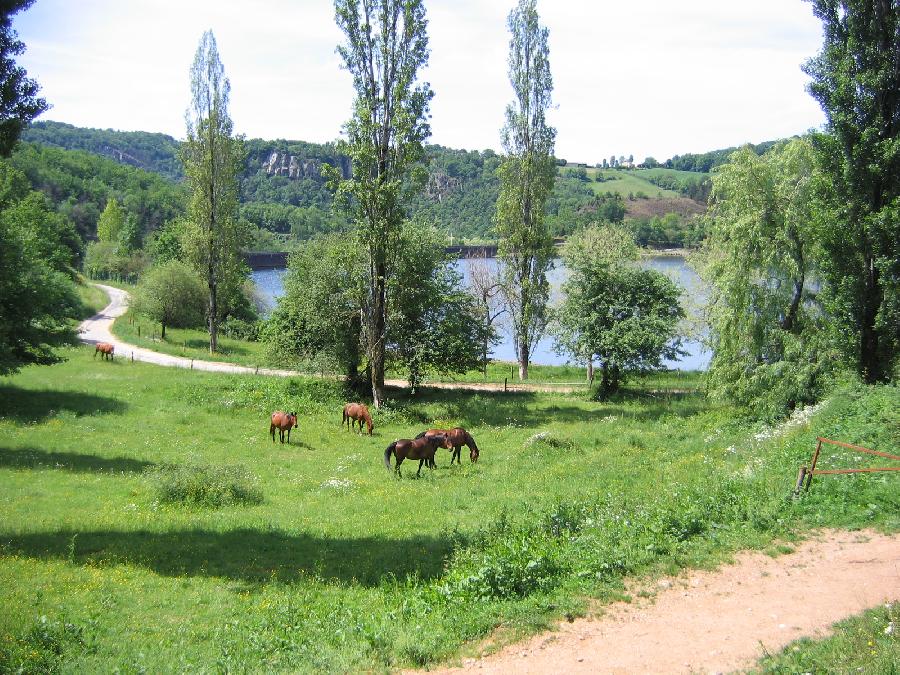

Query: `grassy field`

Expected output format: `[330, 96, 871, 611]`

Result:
[111, 308, 270, 368]
[582, 168, 680, 198]
[0, 347, 896, 671]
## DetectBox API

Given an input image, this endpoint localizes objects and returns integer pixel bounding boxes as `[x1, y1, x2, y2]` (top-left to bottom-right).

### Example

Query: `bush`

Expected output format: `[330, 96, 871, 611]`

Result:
[522, 431, 576, 452]
[220, 317, 262, 342]
[149, 462, 263, 508]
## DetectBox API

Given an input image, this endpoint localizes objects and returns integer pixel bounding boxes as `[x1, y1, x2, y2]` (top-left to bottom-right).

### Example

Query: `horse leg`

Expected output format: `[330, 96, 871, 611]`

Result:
[417, 458, 425, 477]
[270, 424, 275, 443]
[286, 427, 291, 444]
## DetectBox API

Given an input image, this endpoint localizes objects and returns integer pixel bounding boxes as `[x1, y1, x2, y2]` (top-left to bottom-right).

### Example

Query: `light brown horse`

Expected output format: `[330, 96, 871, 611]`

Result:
[94, 342, 115, 361]
[342, 403, 373, 435]
[416, 427, 479, 465]
[384, 433, 449, 477]
[270, 411, 298, 444]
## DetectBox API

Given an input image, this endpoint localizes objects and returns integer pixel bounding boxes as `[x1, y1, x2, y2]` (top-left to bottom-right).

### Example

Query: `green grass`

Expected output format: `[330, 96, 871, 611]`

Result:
[73, 278, 110, 320]
[753, 601, 899, 673]
[111, 309, 269, 367]
[0, 347, 896, 671]
[582, 168, 680, 198]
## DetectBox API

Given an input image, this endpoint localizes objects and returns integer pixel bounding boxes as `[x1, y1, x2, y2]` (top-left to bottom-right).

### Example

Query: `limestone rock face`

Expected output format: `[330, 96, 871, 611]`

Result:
[425, 172, 460, 202]
[263, 151, 321, 179]
[261, 152, 352, 180]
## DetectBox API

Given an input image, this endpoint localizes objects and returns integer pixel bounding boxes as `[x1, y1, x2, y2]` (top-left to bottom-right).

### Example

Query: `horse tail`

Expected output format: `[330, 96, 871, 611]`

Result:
[384, 442, 396, 471]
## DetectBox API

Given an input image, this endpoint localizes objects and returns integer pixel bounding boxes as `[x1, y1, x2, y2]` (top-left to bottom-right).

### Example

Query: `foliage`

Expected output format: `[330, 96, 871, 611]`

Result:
[10, 141, 186, 240]
[555, 224, 684, 396]
[82, 240, 148, 283]
[132, 261, 207, 339]
[0, 1, 47, 157]
[329, 0, 433, 406]
[663, 139, 780, 173]
[698, 138, 834, 420]
[95, 196, 125, 243]
[496, 0, 557, 381]
[388, 221, 489, 389]
[180, 31, 249, 353]
[0, 162, 81, 374]
[23, 120, 184, 180]
[263, 232, 365, 378]
[803, 0, 900, 384]
[149, 462, 263, 508]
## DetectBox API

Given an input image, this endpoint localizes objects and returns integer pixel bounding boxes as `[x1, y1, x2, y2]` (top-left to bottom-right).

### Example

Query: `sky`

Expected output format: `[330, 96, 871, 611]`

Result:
[14, 0, 827, 164]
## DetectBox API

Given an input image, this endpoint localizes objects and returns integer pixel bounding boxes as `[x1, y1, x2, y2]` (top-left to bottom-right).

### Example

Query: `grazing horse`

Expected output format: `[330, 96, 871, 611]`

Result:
[342, 402, 374, 435]
[270, 411, 298, 444]
[384, 433, 449, 477]
[94, 342, 115, 361]
[416, 427, 480, 465]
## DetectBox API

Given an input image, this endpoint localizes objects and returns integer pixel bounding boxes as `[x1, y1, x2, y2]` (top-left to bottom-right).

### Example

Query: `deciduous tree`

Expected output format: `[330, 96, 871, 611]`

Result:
[803, 0, 899, 382]
[697, 138, 832, 418]
[0, 1, 47, 156]
[133, 260, 207, 340]
[495, 0, 556, 381]
[555, 224, 684, 397]
[328, 0, 433, 407]
[180, 30, 247, 354]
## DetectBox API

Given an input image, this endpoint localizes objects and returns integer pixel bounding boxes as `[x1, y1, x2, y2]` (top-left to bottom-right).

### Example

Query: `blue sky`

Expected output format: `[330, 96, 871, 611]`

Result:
[15, 0, 826, 163]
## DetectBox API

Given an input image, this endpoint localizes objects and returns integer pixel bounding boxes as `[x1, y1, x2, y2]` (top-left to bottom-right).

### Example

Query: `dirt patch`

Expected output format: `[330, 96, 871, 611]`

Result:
[424, 529, 900, 674]
[625, 196, 706, 220]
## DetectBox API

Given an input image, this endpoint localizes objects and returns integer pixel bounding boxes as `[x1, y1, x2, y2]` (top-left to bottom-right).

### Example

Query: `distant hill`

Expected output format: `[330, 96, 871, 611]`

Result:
[24, 120, 761, 248]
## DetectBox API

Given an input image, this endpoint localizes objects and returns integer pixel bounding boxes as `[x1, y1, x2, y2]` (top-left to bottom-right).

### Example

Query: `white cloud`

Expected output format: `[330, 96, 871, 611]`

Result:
[14, 0, 825, 160]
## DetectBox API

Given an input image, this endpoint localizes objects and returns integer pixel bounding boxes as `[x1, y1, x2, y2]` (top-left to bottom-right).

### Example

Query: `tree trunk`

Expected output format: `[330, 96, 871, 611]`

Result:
[518, 338, 529, 380]
[370, 260, 387, 408]
[860, 255, 882, 383]
[208, 279, 218, 354]
[161, 322, 166, 340]
[587, 360, 594, 384]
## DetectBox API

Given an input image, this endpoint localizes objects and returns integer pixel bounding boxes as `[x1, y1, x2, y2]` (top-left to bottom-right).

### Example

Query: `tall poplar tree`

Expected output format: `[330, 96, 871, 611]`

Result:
[495, 0, 556, 380]
[180, 30, 245, 354]
[803, 0, 900, 382]
[329, 0, 433, 407]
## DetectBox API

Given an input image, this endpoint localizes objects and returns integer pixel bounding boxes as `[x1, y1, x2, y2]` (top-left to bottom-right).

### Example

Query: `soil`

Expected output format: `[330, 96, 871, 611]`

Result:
[425, 529, 900, 675]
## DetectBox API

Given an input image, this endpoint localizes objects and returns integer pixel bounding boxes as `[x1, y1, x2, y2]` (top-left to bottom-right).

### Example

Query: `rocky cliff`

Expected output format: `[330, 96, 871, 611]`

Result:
[262, 151, 351, 180]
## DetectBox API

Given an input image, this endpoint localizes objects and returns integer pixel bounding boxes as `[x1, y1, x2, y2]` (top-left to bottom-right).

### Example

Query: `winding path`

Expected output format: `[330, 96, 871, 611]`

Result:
[78, 284, 579, 391]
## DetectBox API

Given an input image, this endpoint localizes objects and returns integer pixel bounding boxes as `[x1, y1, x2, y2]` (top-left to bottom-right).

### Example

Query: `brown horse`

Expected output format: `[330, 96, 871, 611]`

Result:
[416, 427, 479, 465]
[384, 433, 449, 477]
[342, 402, 373, 435]
[270, 411, 298, 444]
[94, 342, 115, 361]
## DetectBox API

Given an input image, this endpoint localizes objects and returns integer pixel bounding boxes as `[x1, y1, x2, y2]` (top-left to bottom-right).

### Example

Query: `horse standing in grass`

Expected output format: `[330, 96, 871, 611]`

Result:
[94, 343, 115, 361]
[342, 403, 374, 436]
[384, 433, 449, 477]
[416, 427, 479, 465]
[270, 411, 298, 444]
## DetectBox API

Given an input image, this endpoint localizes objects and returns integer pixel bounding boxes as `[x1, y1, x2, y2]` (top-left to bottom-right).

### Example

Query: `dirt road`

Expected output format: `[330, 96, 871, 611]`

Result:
[78, 284, 579, 391]
[427, 529, 899, 674]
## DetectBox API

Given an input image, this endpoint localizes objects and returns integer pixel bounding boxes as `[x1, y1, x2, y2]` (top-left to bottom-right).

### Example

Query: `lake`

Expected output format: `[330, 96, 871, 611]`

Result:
[251, 254, 710, 370]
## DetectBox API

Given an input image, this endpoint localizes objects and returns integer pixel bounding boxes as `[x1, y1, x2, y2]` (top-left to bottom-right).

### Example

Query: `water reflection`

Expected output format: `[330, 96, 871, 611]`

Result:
[251, 254, 710, 370]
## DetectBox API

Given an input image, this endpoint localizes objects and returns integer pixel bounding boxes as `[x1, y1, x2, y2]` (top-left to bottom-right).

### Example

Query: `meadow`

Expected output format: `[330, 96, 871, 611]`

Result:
[0, 347, 897, 672]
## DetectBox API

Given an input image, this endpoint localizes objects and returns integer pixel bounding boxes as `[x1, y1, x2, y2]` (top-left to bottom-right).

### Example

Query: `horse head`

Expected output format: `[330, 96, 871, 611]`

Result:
[290, 412, 298, 428]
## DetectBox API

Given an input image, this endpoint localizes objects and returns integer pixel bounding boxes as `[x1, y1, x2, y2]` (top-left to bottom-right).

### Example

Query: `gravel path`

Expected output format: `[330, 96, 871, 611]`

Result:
[78, 284, 580, 391]
[424, 529, 899, 675]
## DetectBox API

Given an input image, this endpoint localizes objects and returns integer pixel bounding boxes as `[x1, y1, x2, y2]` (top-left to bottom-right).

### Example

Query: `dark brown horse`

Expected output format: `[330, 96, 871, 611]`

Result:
[94, 342, 115, 361]
[342, 402, 373, 435]
[416, 427, 479, 465]
[270, 411, 298, 444]
[384, 433, 449, 477]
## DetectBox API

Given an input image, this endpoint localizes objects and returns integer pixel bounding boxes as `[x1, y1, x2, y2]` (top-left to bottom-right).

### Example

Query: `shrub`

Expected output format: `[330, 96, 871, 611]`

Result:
[149, 462, 263, 508]
[523, 431, 576, 452]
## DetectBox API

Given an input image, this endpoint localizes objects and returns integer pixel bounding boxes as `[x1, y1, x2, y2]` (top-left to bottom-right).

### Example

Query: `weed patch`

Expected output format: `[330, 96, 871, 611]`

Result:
[0, 615, 85, 674]
[149, 462, 263, 508]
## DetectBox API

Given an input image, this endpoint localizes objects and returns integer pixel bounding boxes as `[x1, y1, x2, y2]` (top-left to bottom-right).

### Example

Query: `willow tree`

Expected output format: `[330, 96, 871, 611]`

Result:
[698, 139, 830, 418]
[329, 0, 433, 407]
[180, 30, 245, 354]
[495, 0, 556, 380]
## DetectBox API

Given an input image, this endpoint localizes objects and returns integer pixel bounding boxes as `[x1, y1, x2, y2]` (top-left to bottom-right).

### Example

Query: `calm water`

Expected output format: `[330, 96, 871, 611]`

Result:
[252, 254, 710, 370]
